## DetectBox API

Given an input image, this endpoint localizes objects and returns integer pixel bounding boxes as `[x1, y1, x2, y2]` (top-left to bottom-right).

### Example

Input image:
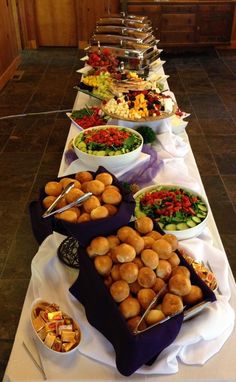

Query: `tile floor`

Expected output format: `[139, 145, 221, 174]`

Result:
[0, 47, 236, 379]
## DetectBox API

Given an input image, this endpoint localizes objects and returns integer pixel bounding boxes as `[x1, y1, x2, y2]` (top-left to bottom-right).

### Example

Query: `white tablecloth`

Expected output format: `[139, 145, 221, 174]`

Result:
[4, 62, 236, 382]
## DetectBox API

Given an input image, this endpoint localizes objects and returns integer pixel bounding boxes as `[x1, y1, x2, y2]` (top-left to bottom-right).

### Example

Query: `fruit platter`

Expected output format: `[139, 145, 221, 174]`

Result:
[102, 90, 177, 121]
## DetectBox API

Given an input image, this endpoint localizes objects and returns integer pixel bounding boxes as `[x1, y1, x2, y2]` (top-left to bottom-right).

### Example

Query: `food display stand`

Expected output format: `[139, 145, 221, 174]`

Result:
[3, 18, 236, 382]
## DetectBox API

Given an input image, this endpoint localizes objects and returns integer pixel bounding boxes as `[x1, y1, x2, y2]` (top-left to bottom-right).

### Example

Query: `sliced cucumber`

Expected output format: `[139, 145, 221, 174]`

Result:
[176, 223, 189, 230]
[192, 216, 201, 224]
[187, 220, 196, 228]
[165, 223, 177, 231]
[197, 213, 206, 219]
[198, 204, 207, 212]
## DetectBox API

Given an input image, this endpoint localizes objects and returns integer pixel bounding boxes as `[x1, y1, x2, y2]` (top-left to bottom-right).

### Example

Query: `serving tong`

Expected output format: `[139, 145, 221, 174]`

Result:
[42, 181, 92, 218]
[133, 284, 211, 334]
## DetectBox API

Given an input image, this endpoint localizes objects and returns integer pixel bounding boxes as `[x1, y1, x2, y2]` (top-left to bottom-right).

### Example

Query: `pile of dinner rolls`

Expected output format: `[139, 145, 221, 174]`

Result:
[86, 217, 204, 332]
[42, 171, 123, 224]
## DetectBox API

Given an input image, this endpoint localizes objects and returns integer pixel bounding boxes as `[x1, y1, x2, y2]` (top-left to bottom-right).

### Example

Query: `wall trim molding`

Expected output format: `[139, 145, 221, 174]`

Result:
[0, 55, 21, 91]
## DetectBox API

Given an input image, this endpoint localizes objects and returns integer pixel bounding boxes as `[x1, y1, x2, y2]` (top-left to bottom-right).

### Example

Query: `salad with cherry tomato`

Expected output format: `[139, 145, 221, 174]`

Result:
[70, 107, 109, 129]
[74, 127, 142, 156]
[135, 186, 208, 231]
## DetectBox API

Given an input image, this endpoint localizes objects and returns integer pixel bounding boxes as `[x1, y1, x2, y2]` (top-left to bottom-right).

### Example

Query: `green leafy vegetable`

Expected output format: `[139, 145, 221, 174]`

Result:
[136, 126, 156, 144]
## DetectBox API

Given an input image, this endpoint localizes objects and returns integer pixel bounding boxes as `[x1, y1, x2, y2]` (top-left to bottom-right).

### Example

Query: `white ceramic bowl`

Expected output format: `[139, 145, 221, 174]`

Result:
[134, 184, 209, 240]
[73, 125, 143, 172]
[31, 298, 81, 355]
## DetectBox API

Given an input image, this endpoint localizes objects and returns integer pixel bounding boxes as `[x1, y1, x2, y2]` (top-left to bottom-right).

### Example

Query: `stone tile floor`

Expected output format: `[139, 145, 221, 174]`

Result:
[0, 47, 236, 379]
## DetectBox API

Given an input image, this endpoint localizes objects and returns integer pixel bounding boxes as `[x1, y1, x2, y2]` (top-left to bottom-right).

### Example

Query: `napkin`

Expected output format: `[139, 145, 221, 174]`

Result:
[31, 233, 235, 375]
[157, 120, 189, 157]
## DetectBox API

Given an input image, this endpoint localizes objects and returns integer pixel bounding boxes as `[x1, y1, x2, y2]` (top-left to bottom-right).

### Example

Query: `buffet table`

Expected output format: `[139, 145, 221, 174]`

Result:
[3, 61, 236, 382]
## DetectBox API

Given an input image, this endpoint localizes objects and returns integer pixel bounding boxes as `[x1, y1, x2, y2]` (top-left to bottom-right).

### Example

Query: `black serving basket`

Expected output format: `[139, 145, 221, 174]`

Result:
[29, 166, 135, 246]
[69, 222, 216, 376]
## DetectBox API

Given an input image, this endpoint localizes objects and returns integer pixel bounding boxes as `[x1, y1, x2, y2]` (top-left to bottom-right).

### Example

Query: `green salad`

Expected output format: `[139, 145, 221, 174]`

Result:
[135, 186, 208, 231]
[74, 127, 142, 156]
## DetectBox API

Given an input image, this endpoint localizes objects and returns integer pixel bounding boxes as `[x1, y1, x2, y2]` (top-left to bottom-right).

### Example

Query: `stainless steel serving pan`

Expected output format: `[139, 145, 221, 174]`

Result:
[91, 33, 157, 46]
[97, 17, 152, 31]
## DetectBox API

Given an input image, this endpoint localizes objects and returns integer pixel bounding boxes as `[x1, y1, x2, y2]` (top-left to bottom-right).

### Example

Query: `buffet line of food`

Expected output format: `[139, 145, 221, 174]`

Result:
[6, 13, 235, 381]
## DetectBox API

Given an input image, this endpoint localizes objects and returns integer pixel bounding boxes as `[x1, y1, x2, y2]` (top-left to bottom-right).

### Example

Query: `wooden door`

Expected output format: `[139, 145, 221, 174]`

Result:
[34, 0, 77, 46]
[0, 0, 21, 90]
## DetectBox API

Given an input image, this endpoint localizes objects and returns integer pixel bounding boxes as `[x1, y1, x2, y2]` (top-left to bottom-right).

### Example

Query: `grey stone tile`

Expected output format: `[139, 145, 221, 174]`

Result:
[222, 175, 236, 205]
[1, 237, 38, 279]
[0, 339, 14, 381]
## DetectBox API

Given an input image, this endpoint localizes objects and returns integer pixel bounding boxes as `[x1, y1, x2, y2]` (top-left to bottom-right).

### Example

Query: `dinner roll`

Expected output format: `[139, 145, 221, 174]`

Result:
[104, 275, 113, 288]
[102, 189, 122, 205]
[117, 226, 137, 242]
[75, 171, 93, 183]
[171, 265, 190, 279]
[55, 209, 78, 223]
[143, 236, 155, 249]
[113, 243, 136, 263]
[152, 239, 172, 260]
[162, 234, 178, 251]
[125, 235, 145, 255]
[111, 264, 121, 281]
[69, 207, 81, 218]
[119, 262, 139, 284]
[168, 252, 180, 268]
[168, 274, 192, 296]
[119, 297, 141, 319]
[161, 293, 183, 316]
[56, 197, 67, 209]
[156, 260, 172, 280]
[127, 316, 147, 332]
[95, 172, 113, 186]
[183, 285, 204, 305]
[42, 195, 56, 209]
[135, 217, 154, 234]
[86, 180, 105, 195]
[65, 188, 84, 204]
[45, 181, 62, 197]
[94, 255, 113, 276]
[141, 249, 159, 270]
[77, 212, 91, 223]
[137, 288, 156, 310]
[152, 277, 166, 293]
[107, 235, 120, 249]
[86, 236, 109, 257]
[145, 309, 165, 326]
[137, 267, 156, 288]
[146, 231, 162, 241]
[105, 185, 120, 192]
[90, 206, 109, 220]
[103, 204, 118, 216]
[60, 177, 81, 189]
[129, 280, 142, 295]
[110, 280, 130, 303]
[133, 257, 144, 269]
[81, 181, 90, 193]
[83, 195, 100, 213]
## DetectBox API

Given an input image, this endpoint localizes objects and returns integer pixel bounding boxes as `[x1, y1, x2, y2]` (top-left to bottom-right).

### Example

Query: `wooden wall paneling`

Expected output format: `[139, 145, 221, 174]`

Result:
[34, 0, 77, 46]
[77, 0, 121, 47]
[0, 0, 21, 90]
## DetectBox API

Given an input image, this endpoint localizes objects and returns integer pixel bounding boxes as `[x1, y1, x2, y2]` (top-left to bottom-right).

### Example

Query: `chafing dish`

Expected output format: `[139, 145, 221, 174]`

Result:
[91, 33, 157, 46]
[97, 17, 152, 32]
[87, 44, 161, 71]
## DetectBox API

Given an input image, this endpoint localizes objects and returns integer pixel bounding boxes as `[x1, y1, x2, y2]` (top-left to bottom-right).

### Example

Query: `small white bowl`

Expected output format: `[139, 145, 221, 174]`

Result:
[134, 184, 209, 240]
[73, 125, 143, 172]
[31, 298, 81, 355]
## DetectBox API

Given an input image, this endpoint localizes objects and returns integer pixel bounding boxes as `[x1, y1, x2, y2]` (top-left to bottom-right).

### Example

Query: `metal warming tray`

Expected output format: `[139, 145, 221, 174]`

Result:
[91, 33, 157, 46]
[87, 44, 161, 71]
[97, 17, 152, 32]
